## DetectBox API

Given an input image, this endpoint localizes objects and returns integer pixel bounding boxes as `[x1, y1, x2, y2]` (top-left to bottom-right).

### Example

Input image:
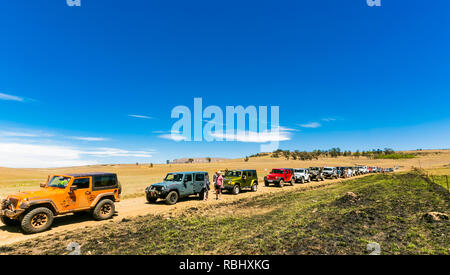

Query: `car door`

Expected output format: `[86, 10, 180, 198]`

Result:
[243, 171, 251, 188]
[181, 173, 194, 196]
[250, 171, 257, 186]
[193, 173, 205, 193]
[287, 169, 293, 181]
[67, 177, 92, 211]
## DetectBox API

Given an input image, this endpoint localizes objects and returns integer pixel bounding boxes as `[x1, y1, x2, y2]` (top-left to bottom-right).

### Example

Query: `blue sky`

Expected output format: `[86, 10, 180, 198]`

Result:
[0, 0, 449, 167]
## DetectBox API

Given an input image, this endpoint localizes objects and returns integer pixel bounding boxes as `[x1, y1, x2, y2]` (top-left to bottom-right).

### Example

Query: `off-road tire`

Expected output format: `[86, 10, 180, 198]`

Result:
[264, 181, 269, 187]
[146, 193, 157, 203]
[21, 207, 54, 234]
[279, 179, 284, 187]
[165, 191, 179, 205]
[1, 216, 19, 226]
[232, 184, 240, 195]
[251, 183, 258, 192]
[301, 177, 305, 184]
[92, 199, 115, 221]
[290, 178, 295, 186]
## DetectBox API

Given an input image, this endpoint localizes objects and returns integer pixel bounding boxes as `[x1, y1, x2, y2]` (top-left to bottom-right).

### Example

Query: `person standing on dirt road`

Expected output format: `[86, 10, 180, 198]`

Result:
[215, 171, 223, 200]
[203, 174, 210, 201]
[213, 171, 218, 185]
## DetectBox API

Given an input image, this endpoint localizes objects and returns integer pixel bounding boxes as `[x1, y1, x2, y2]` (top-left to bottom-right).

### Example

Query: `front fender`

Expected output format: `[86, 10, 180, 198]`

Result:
[23, 199, 59, 214]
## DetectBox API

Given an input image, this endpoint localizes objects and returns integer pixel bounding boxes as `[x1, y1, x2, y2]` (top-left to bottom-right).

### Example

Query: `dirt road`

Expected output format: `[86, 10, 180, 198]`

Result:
[0, 174, 375, 247]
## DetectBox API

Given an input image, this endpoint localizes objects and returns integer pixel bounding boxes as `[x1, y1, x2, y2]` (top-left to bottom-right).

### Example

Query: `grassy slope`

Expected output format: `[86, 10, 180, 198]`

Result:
[1, 171, 448, 255]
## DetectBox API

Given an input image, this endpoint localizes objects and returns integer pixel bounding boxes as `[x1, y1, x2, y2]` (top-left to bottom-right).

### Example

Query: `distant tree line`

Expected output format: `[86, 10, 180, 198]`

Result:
[265, 148, 404, 160]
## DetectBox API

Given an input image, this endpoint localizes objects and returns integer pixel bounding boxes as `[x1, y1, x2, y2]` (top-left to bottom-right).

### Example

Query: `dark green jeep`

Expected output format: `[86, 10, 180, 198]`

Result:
[222, 169, 258, 195]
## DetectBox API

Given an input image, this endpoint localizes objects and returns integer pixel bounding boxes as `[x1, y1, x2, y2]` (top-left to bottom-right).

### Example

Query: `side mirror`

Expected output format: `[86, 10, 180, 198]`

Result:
[40, 182, 47, 188]
[69, 186, 78, 192]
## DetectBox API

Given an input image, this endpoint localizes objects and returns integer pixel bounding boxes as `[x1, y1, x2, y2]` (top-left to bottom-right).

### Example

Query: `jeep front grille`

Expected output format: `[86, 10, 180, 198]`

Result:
[9, 198, 19, 209]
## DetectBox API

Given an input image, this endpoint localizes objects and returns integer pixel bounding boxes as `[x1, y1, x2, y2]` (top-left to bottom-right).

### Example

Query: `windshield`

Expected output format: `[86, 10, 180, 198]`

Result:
[323, 168, 333, 171]
[164, 173, 184, 181]
[225, 171, 242, 177]
[271, 169, 284, 174]
[294, 169, 304, 173]
[47, 176, 71, 188]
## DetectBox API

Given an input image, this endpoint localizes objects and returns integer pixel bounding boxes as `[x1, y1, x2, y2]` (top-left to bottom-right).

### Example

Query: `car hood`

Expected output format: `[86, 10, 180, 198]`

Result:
[7, 187, 66, 201]
[151, 181, 179, 188]
[266, 173, 283, 178]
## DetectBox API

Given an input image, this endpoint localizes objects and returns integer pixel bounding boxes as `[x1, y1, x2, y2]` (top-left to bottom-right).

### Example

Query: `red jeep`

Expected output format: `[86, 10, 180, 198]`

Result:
[264, 168, 295, 187]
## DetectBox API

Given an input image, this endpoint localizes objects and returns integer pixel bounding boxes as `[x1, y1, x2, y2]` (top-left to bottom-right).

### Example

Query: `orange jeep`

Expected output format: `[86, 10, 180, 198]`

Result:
[0, 172, 121, 234]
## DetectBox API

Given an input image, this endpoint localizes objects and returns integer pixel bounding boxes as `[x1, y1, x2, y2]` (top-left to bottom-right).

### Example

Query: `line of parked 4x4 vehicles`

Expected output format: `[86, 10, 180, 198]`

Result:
[264, 165, 388, 187]
[0, 166, 392, 234]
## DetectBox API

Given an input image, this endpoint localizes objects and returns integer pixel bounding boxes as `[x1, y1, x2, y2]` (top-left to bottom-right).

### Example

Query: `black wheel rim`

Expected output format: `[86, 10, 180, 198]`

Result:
[31, 213, 48, 229]
[100, 203, 112, 217]
[170, 193, 177, 202]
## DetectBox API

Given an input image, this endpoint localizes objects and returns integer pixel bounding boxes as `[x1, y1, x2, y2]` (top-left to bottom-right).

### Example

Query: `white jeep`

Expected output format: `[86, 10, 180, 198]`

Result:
[294, 168, 311, 183]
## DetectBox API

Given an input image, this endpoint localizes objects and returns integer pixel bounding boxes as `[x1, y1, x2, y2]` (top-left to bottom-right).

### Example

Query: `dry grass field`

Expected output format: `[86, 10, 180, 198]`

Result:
[0, 150, 448, 253]
[1, 149, 450, 199]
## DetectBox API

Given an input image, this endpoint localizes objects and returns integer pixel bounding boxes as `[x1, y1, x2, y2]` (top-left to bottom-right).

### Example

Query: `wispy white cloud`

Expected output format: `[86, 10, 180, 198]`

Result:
[158, 133, 188, 142]
[0, 131, 38, 137]
[0, 143, 96, 168]
[299, 122, 322, 128]
[279, 126, 300, 132]
[211, 129, 291, 143]
[158, 127, 296, 143]
[322, 117, 336, 122]
[128, 114, 153, 119]
[82, 147, 153, 158]
[0, 142, 154, 168]
[0, 130, 54, 138]
[156, 130, 188, 141]
[0, 93, 24, 102]
[70, 136, 109, 141]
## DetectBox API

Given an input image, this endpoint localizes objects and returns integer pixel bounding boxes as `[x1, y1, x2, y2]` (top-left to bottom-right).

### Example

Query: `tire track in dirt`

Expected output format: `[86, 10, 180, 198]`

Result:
[0, 174, 373, 247]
